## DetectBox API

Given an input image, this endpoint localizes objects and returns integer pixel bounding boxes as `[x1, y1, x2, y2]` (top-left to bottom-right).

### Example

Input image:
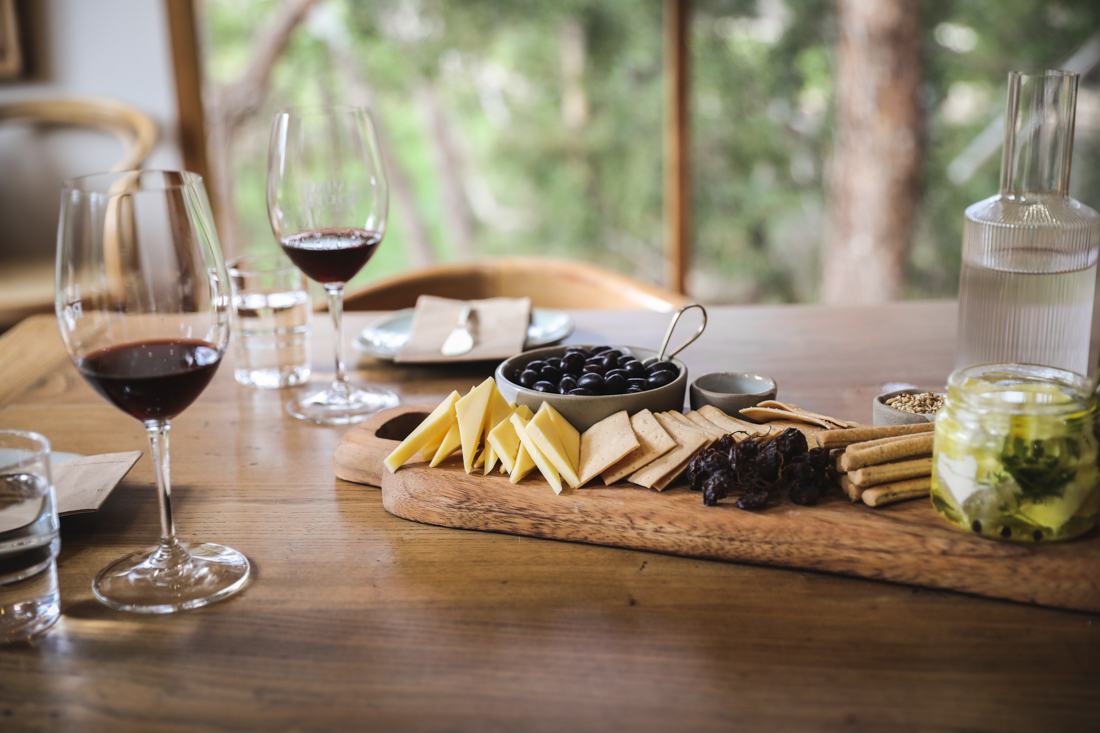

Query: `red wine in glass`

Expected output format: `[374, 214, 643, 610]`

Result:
[77, 339, 222, 422]
[278, 228, 381, 284]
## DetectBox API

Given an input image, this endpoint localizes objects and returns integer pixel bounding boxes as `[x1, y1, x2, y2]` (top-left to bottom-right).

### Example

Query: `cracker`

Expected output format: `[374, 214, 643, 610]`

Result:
[685, 411, 728, 437]
[753, 400, 854, 429]
[601, 409, 676, 485]
[627, 413, 710, 490]
[740, 406, 838, 430]
[577, 411, 639, 487]
[696, 405, 772, 437]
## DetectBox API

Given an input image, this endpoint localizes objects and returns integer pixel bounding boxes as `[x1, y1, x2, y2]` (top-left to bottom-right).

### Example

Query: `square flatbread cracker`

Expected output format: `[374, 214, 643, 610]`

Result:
[696, 405, 773, 437]
[628, 413, 710, 490]
[577, 411, 639, 487]
[601, 409, 676, 485]
[685, 411, 727, 437]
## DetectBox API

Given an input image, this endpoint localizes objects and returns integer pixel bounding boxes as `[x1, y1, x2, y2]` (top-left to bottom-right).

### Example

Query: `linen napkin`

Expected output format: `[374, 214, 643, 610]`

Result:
[395, 295, 531, 363]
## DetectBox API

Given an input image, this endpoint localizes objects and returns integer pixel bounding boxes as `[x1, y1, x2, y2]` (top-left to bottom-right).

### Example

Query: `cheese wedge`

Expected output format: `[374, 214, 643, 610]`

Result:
[526, 404, 581, 488]
[481, 387, 515, 474]
[511, 413, 562, 493]
[507, 408, 538, 482]
[383, 392, 461, 472]
[545, 405, 580, 476]
[455, 378, 495, 473]
[429, 421, 462, 466]
[510, 444, 537, 483]
[419, 421, 451, 462]
[488, 404, 532, 475]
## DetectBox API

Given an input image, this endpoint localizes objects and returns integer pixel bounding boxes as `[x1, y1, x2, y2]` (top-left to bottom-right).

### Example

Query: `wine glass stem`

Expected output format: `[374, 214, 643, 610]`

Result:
[145, 421, 185, 564]
[326, 283, 348, 392]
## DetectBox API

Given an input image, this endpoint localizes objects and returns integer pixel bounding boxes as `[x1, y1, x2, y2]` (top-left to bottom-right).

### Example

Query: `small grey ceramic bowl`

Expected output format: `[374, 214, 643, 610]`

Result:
[873, 388, 943, 426]
[494, 345, 687, 432]
[689, 372, 777, 415]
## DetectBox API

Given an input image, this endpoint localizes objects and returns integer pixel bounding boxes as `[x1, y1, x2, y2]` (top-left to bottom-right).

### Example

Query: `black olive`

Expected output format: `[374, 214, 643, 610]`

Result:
[540, 365, 563, 382]
[590, 345, 612, 354]
[559, 376, 578, 392]
[604, 373, 627, 394]
[578, 373, 604, 390]
[526, 360, 547, 373]
[544, 357, 563, 369]
[533, 381, 559, 394]
[624, 361, 645, 377]
[582, 363, 606, 375]
[601, 349, 622, 361]
[625, 386, 644, 394]
[627, 378, 648, 389]
[647, 371, 676, 389]
[562, 352, 585, 372]
[606, 369, 629, 380]
[518, 370, 539, 387]
[568, 387, 594, 396]
[645, 360, 676, 376]
[618, 355, 637, 367]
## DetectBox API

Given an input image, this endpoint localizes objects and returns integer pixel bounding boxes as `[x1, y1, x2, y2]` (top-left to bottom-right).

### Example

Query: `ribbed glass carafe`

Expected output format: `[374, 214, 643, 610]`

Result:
[955, 70, 1100, 378]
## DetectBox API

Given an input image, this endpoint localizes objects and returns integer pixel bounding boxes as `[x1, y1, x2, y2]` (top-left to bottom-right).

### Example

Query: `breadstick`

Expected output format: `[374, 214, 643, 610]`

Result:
[849, 456, 932, 488]
[815, 422, 934, 450]
[839, 433, 934, 472]
[861, 477, 932, 507]
[839, 474, 862, 502]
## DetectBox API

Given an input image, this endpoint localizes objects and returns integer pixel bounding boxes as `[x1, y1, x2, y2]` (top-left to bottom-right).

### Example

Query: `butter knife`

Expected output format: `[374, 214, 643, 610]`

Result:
[441, 301, 474, 356]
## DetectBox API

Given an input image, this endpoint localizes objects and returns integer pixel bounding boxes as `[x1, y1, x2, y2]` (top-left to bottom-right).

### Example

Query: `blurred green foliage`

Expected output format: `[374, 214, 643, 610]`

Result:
[203, 0, 1100, 301]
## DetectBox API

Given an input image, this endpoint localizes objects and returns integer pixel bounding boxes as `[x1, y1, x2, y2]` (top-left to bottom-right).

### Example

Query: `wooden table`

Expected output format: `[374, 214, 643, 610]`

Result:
[2, 303, 1098, 731]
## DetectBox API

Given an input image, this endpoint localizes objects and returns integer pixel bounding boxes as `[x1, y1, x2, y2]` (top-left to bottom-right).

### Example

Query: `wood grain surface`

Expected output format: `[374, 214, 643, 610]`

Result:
[339, 405, 1100, 613]
[2, 303, 1099, 732]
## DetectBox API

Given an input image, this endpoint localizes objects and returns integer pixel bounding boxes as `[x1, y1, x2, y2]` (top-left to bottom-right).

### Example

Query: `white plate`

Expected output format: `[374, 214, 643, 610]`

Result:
[355, 307, 574, 361]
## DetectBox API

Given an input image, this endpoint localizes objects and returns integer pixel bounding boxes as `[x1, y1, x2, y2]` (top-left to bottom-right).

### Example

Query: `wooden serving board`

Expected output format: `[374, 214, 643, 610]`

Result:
[335, 404, 1100, 614]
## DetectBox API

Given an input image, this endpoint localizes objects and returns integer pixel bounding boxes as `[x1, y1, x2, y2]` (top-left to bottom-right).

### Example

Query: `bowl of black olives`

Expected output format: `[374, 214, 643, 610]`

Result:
[495, 344, 687, 432]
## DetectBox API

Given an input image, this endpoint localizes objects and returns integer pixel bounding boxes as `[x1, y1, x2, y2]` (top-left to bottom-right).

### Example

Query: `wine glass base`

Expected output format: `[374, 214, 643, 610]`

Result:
[286, 383, 399, 425]
[92, 542, 251, 614]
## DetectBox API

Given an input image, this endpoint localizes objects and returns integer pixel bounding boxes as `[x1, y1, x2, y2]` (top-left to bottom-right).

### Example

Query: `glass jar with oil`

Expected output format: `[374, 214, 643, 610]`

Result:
[932, 363, 1099, 542]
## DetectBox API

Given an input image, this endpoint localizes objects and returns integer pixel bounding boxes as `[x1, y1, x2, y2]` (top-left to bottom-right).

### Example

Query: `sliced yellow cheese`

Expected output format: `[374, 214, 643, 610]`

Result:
[527, 404, 581, 488]
[455, 377, 495, 474]
[487, 404, 530, 474]
[383, 392, 461, 473]
[482, 444, 497, 475]
[481, 386, 515, 475]
[508, 409, 537, 482]
[545, 404, 580, 474]
[429, 421, 462, 467]
[510, 444, 536, 483]
[419, 421, 451, 462]
[511, 413, 562, 493]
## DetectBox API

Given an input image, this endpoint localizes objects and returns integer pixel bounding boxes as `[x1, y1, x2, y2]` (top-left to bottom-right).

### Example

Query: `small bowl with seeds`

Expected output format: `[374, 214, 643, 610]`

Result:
[873, 388, 945, 426]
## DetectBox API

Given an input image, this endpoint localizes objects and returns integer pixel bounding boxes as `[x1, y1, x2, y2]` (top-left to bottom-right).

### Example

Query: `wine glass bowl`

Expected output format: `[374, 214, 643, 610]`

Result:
[267, 106, 399, 425]
[56, 170, 250, 613]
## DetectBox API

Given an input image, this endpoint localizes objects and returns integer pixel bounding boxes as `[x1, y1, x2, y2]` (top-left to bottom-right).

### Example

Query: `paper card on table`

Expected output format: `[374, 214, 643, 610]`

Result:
[53, 451, 143, 516]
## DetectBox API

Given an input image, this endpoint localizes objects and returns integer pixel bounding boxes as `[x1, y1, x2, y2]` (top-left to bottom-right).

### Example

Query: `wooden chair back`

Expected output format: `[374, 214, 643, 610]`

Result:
[0, 97, 157, 331]
[341, 258, 691, 312]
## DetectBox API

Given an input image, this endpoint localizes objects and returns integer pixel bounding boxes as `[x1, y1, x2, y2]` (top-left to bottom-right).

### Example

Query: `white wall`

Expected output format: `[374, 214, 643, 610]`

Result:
[0, 0, 184, 259]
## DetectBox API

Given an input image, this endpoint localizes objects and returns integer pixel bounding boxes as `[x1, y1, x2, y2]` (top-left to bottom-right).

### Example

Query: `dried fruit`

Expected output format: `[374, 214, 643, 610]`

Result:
[688, 427, 831, 511]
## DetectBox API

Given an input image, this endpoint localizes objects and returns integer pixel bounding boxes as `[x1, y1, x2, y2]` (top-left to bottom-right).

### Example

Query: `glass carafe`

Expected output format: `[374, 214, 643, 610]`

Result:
[955, 70, 1100, 378]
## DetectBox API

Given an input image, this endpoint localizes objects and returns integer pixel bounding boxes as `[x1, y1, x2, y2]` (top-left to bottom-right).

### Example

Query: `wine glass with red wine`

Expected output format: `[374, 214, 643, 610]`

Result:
[55, 170, 250, 613]
[266, 105, 399, 424]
